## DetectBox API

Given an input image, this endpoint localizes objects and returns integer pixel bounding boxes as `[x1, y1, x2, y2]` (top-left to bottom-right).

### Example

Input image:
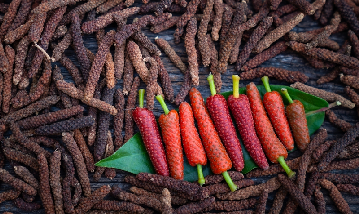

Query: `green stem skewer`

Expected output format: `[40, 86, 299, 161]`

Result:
[222, 171, 238, 192]
[197, 164, 205, 186]
[305, 101, 342, 116]
[155, 95, 169, 115]
[207, 74, 217, 96]
[281, 88, 293, 104]
[277, 156, 296, 178]
[139, 89, 145, 108]
[262, 76, 272, 93]
[232, 75, 240, 98]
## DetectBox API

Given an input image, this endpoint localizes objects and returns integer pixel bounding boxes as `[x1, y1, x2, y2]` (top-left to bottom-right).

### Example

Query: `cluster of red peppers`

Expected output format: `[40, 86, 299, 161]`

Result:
[132, 74, 311, 192]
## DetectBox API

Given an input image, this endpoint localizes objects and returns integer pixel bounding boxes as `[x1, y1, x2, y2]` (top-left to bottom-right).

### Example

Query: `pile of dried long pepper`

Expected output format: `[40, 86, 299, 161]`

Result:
[0, 0, 357, 213]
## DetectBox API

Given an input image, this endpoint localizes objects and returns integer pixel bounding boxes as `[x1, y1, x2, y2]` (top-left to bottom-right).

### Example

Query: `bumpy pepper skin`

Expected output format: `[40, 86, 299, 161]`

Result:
[158, 110, 184, 180]
[246, 83, 288, 163]
[189, 88, 232, 174]
[228, 94, 269, 170]
[263, 91, 294, 151]
[206, 94, 244, 171]
[179, 102, 207, 167]
[132, 107, 169, 176]
[286, 100, 310, 152]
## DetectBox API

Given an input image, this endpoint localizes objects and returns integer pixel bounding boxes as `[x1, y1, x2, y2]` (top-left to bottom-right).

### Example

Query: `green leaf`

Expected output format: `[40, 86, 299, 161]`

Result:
[96, 85, 328, 180]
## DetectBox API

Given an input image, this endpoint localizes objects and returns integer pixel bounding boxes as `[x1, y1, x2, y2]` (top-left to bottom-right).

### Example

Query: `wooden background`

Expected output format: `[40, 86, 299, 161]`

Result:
[0, 0, 358, 213]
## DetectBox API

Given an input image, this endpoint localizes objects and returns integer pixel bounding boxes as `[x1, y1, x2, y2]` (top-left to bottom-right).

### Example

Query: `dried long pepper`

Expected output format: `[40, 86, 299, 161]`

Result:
[236, 17, 273, 70]
[340, 74, 359, 89]
[290, 82, 356, 109]
[34, 116, 94, 135]
[326, 109, 353, 132]
[38, 153, 55, 214]
[348, 30, 359, 58]
[319, 179, 352, 213]
[155, 37, 187, 74]
[49, 151, 63, 214]
[241, 41, 287, 71]
[2, 45, 14, 114]
[198, 0, 214, 67]
[254, 13, 305, 53]
[124, 76, 140, 142]
[334, 0, 358, 34]
[173, 0, 201, 44]
[13, 166, 39, 189]
[0, 0, 21, 39]
[75, 185, 111, 214]
[2, 147, 39, 171]
[184, 18, 199, 85]
[212, 0, 224, 41]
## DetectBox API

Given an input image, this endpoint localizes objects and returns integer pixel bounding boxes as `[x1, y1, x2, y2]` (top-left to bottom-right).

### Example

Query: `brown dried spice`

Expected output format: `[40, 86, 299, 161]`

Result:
[154, 0, 173, 16]
[97, 0, 123, 13]
[348, 30, 359, 58]
[130, 187, 188, 206]
[254, 13, 305, 53]
[72, 178, 82, 206]
[184, 17, 199, 86]
[218, 1, 247, 73]
[112, 186, 163, 211]
[62, 176, 74, 214]
[319, 179, 352, 213]
[286, 0, 314, 14]
[0, 190, 21, 204]
[215, 198, 257, 212]
[13, 198, 41, 211]
[198, 0, 214, 67]
[278, 174, 317, 214]
[113, 89, 125, 150]
[268, 186, 287, 214]
[254, 189, 268, 214]
[175, 70, 192, 106]
[212, 0, 224, 41]
[290, 82, 356, 109]
[241, 41, 287, 71]
[123, 83, 140, 144]
[236, 17, 273, 70]
[124, 175, 165, 194]
[345, 87, 358, 108]
[51, 25, 67, 41]
[216, 177, 281, 201]
[154, 55, 174, 103]
[340, 74, 359, 89]
[92, 200, 145, 213]
[160, 188, 172, 214]
[204, 171, 244, 185]
[0, 73, 3, 108]
[52, 30, 72, 62]
[104, 131, 116, 180]
[74, 129, 95, 172]
[206, 34, 222, 93]
[87, 88, 101, 147]
[94, 87, 115, 162]
[175, 197, 215, 213]
[13, 36, 30, 86]
[2, 147, 39, 171]
[173, 0, 201, 44]
[29, 12, 47, 43]
[28, 6, 67, 79]
[35, 116, 94, 135]
[229, 32, 243, 65]
[136, 173, 210, 201]
[151, 16, 179, 33]
[326, 109, 353, 132]
[71, 13, 91, 81]
[8, 0, 32, 31]
[5, 17, 34, 45]
[310, 158, 359, 173]
[29, 60, 52, 103]
[240, 67, 309, 83]
[336, 183, 358, 197]
[9, 122, 51, 157]
[155, 38, 187, 73]
[318, 124, 359, 171]
[312, 140, 336, 162]
[38, 153, 55, 214]
[81, 7, 140, 34]
[62, 132, 91, 196]
[205, 179, 254, 195]
[246, 157, 302, 178]
[49, 151, 64, 214]
[60, 0, 107, 26]
[32, 0, 82, 14]
[0, 0, 21, 39]
[13, 166, 38, 190]
[75, 185, 111, 214]
[132, 31, 162, 57]
[334, 0, 358, 33]
[84, 30, 115, 99]
[2, 45, 14, 114]
[105, 53, 116, 89]
[114, 41, 126, 81]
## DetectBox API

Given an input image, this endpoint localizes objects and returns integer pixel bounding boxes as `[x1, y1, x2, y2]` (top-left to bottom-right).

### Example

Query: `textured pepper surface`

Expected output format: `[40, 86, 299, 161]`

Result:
[206, 179, 255, 195]
[13, 166, 39, 189]
[337, 183, 359, 195]
[75, 185, 111, 214]
[175, 196, 215, 214]
[35, 116, 95, 135]
[38, 153, 55, 214]
[132, 107, 169, 176]
[206, 94, 244, 171]
[326, 109, 353, 132]
[228, 94, 269, 169]
[158, 110, 184, 180]
[340, 74, 359, 89]
[189, 88, 232, 174]
[319, 179, 352, 213]
[179, 102, 207, 167]
[184, 17, 199, 85]
[334, 0, 358, 34]
[155, 38, 187, 74]
[0, 168, 37, 196]
[49, 151, 64, 214]
[246, 83, 288, 163]
[263, 90, 294, 151]
[240, 67, 309, 83]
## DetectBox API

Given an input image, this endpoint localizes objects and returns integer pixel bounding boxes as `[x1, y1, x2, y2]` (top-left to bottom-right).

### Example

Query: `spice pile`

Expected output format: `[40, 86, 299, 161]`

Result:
[0, 0, 357, 213]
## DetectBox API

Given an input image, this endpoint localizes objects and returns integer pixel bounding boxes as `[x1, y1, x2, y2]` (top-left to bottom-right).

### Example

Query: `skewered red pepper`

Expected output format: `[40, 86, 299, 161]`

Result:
[262, 76, 294, 151]
[179, 102, 207, 185]
[156, 95, 184, 180]
[246, 82, 295, 178]
[281, 88, 310, 152]
[228, 75, 269, 170]
[132, 89, 169, 176]
[205, 74, 244, 171]
[189, 87, 237, 192]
